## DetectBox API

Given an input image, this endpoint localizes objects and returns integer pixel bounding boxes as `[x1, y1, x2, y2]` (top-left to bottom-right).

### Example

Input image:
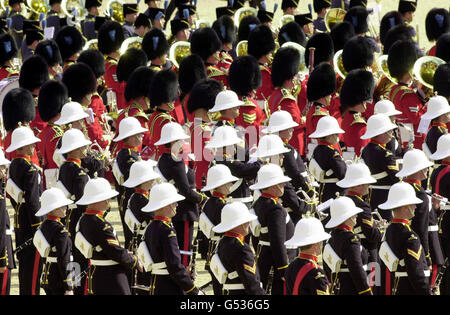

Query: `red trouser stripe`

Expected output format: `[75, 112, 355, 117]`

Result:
[1, 268, 8, 295]
[385, 267, 391, 295]
[183, 221, 189, 267]
[431, 264, 438, 287]
[31, 250, 40, 295]
[84, 260, 91, 295]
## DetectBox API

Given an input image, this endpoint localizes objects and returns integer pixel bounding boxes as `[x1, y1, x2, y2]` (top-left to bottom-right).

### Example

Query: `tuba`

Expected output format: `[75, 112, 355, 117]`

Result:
[105, 0, 124, 23]
[413, 56, 445, 90]
[325, 8, 346, 32]
[120, 36, 142, 55]
[233, 6, 257, 27]
[26, 0, 48, 20]
[278, 14, 294, 29]
[168, 40, 191, 69]
[236, 40, 248, 57]
[377, 54, 397, 85]
[195, 19, 210, 29]
[281, 41, 307, 97]
[1, 0, 32, 20]
[83, 39, 98, 51]
[61, 0, 86, 22]
[333, 49, 347, 79]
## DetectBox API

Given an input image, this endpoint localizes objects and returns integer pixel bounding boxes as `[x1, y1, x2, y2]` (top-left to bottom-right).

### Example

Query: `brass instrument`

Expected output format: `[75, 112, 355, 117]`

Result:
[168, 40, 191, 69]
[195, 19, 210, 29]
[120, 36, 142, 55]
[26, 0, 48, 20]
[105, 0, 124, 23]
[233, 6, 257, 27]
[333, 49, 347, 79]
[88, 140, 112, 170]
[281, 41, 307, 97]
[278, 14, 294, 29]
[236, 40, 248, 57]
[1, 0, 32, 20]
[325, 8, 346, 32]
[371, 211, 389, 235]
[413, 56, 445, 90]
[83, 39, 98, 51]
[61, 0, 86, 22]
[377, 54, 398, 85]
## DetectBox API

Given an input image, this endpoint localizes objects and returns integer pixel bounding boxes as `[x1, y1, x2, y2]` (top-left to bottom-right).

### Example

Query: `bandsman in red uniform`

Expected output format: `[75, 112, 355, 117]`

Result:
[142, 28, 171, 72]
[19, 55, 50, 140]
[190, 27, 228, 88]
[248, 24, 276, 106]
[229, 55, 266, 147]
[388, 39, 426, 149]
[269, 46, 305, 156]
[2, 88, 40, 166]
[436, 34, 449, 62]
[37, 80, 68, 188]
[0, 33, 19, 80]
[212, 15, 235, 72]
[176, 54, 207, 125]
[187, 79, 222, 190]
[147, 69, 178, 160]
[425, 8, 449, 56]
[340, 69, 375, 158]
[98, 21, 126, 110]
[54, 26, 84, 71]
[35, 39, 63, 80]
[116, 47, 148, 91]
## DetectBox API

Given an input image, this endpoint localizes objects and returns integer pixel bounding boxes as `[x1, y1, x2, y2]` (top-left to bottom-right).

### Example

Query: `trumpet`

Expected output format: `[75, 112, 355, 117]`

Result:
[371, 211, 389, 234]
[88, 140, 112, 171]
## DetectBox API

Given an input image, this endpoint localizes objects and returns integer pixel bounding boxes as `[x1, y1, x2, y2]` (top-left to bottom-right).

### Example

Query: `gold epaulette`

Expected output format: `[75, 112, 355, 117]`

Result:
[129, 103, 149, 121]
[259, 64, 270, 73]
[207, 65, 227, 77]
[149, 112, 173, 134]
[280, 88, 296, 102]
[241, 97, 256, 107]
[350, 112, 366, 126]
[390, 85, 409, 102]
[313, 106, 329, 117]
[50, 125, 64, 142]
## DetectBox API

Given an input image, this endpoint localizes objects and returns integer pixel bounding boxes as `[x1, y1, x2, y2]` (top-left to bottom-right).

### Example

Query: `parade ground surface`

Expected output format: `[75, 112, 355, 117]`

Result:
[6, 0, 449, 295]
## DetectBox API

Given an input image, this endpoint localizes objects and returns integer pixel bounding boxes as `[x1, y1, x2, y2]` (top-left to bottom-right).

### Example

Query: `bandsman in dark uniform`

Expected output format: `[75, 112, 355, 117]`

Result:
[21, 20, 44, 61]
[0, 33, 20, 81]
[257, 2, 277, 30]
[373, 100, 404, 157]
[422, 96, 449, 158]
[294, 8, 314, 39]
[156, 122, 206, 268]
[146, 7, 166, 29]
[361, 113, 401, 221]
[55, 128, 91, 295]
[98, 21, 126, 110]
[187, 79, 222, 190]
[55, 26, 84, 71]
[147, 69, 178, 160]
[0, 152, 14, 295]
[285, 216, 331, 295]
[430, 135, 450, 293]
[313, 0, 331, 32]
[7, 0, 26, 50]
[190, 27, 228, 88]
[324, 197, 372, 295]
[122, 159, 160, 294]
[45, 0, 64, 38]
[199, 164, 238, 294]
[209, 90, 243, 133]
[340, 69, 375, 158]
[140, 183, 201, 295]
[248, 24, 275, 107]
[122, 3, 138, 39]
[37, 80, 68, 189]
[281, 0, 299, 16]
[6, 126, 43, 295]
[378, 182, 431, 295]
[269, 47, 305, 156]
[75, 177, 142, 295]
[212, 201, 266, 295]
[112, 116, 148, 249]
[250, 163, 295, 295]
[34, 188, 74, 295]
[142, 28, 171, 72]
[169, 17, 190, 44]
[81, 0, 102, 40]
[35, 39, 63, 80]
[211, 15, 235, 72]
[308, 116, 346, 204]
[336, 162, 382, 291]
[134, 14, 151, 38]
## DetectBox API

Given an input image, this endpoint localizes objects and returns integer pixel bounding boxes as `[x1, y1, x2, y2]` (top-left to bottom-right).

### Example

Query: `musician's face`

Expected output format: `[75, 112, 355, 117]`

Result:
[78, 145, 88, 158]
[279, 128, 294, 141]
[71, 119, 84, 131]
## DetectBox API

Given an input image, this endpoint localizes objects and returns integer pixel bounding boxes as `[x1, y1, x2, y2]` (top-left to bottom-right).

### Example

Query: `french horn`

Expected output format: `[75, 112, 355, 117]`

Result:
[106, 0, 124, 23]
[233, 6, 257, 27]
[236, 40, 247, 57]
[169, 40, 191, 69]
[413, 56, 445, 90]
[325, 8, 346, 32]
[120, 36, 142, 55]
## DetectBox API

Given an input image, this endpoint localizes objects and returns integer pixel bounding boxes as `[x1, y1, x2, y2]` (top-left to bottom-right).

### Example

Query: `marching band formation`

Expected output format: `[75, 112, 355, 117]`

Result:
[0, 0, 448, 296]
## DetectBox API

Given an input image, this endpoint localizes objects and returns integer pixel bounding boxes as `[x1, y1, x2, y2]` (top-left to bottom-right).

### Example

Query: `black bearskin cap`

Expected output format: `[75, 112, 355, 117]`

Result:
[229, 55, 262, 97]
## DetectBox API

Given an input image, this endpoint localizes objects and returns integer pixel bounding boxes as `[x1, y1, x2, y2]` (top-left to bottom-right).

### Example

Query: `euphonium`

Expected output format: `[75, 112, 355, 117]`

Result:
[377, 54, 397, 85]
[120, 36, 142, 55]
[168, 40, 191, 69]
[413, 56, 445, 99]
[233, 6, 257, 27]
[83, 39, 98, 51]
[61, 0, 86, 22]
[236, 40, 248, 57]
[278, 14, 294, 29]
[105, 0, 124, 23]
[325, 8, 346, 32]
[26, 0, 48, 20]
[333, 49, 347, 79]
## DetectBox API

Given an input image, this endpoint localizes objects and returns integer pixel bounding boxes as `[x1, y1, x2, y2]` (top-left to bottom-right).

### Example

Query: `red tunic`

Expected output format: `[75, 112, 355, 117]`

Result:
[146, 109, 175, 160]
[427, 45, 436, 56]
[306, 103, 329, 140]
[255, 64, 273, 103]
[389, 83, 426, 149]
[171, 94, 186, 126]
[0, 66, 19, 81]
[206, 64, 228, 88]
[38, 123, 63, 170]
[30, 106, 47, 139]
[269, 88, 305, 156]
[217, 51, 233, 72]
[190, 120, 213, 190]
[104, 57, 127, 111]
[341, 111, 369, 156]
[235, 96, 266, 149]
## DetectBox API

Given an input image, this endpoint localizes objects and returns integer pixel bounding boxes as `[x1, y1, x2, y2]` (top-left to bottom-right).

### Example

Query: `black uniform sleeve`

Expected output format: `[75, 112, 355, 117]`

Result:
[343, 235, 372, 295]
[226, 159, 261, 179]
[53, 225, 74, 291]
[411, 192, 430, 265]
[169, 161, 203, 204]
[307, 268, 330, 295]
[0, 205, 6, 268]
[22, 165, 42, 228]
[357, 208, 382, 244]
[403, 235, 431, 295]
[233, 243, 266, 295]
[267, 206, 289, 272]
[283, 149, 309, 192]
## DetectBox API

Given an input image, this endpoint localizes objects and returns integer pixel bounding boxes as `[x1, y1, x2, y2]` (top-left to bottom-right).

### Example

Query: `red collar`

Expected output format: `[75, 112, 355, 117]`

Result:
[47, 215, 61, 222]
[124, 144, 139, 152]
[443, 161, 450, 166]
[281, 138, 290, 144]
[135, 189, 149, 198]
[404, 179, 421, 186]
[261, 192, 279, 204]
[16, 154, 31, 161]
[370, 139, 386, 148]
[219, 117, 235, 125]
[86, 209, 104, 217]
[212, 191, 227, 200]
[347, 190, 363, 199]
[299, 253, 319, 263]
[336, 224, 353, 232]
[67, 158, 81, 166]
[392, 218, 410, 226]
[224, 231, 245, 243]
[431, 122, 448, 129]
[317, 139, 333, 146]
[154, 215, 171, 223]
[160, 147, 172, 154]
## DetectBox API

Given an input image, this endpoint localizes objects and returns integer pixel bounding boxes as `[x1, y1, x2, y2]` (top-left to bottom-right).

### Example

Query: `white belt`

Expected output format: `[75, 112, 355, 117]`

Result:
[442, 205, 450, 210]
[90, 259, 119, 266]
[228, 271, 238, 279]
[340, 265, 367, 272]
[179, 250, 192, 256]
[5, 228, 13, 235]
[372, 171, 388, 180]
[258, 240, 271, 246]
[428, 225, 439, 232]
[319, 178, 339, 184]
[395, 270, 430, 278]
[370, 185, 392, 190]
[260, 227, 269, 234]
[345, 147, 355, 152]
[223, 283, 245, 290]
[152, 269, 170, 275]
[229, 196, 253, 203]
[47, 256, 58, 263]
[211, 236, 220, 242]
